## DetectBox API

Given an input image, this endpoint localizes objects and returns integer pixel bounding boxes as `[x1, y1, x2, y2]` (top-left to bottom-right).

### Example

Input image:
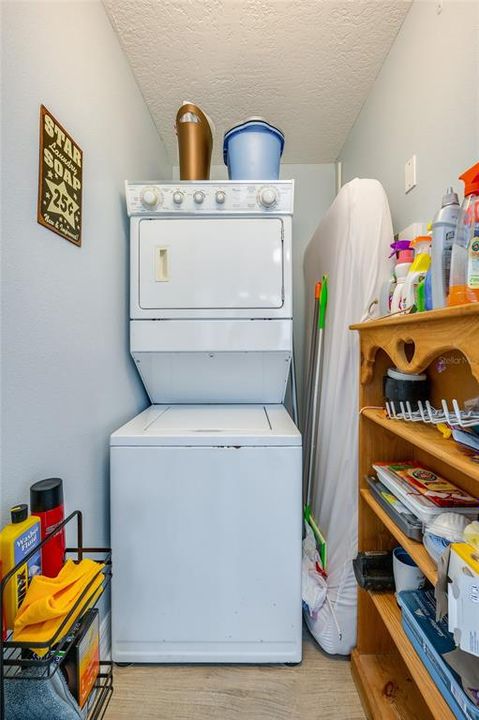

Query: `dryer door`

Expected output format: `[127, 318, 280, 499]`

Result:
[137, 217, 284, 311]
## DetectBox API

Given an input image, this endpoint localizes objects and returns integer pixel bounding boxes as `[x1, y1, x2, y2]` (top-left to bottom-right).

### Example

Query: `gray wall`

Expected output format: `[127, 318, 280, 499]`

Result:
[1, 1, 171, 542]
[340, 0, 479, 233]
[176, 164, 337, 408]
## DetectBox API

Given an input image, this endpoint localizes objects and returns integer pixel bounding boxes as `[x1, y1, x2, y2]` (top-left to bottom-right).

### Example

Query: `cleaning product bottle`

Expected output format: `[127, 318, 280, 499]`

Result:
[424, 269, 433, 311]
[0, 505, 41, 628]
[424, 222, 433, 311]
[391, 261, 412, 313]
[379, 274, 396, 315]
[385, 241, 414, 314]
[417, 277, 426, 312]
[448, 162, 479, 305]
[402, 236, 431, 311]
[430, 187, 460, 308]
[30, 477, 65, 578]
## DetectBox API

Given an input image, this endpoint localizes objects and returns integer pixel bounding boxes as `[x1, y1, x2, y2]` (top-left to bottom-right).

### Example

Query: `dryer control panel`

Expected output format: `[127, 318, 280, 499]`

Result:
[125, 180, 294, 216]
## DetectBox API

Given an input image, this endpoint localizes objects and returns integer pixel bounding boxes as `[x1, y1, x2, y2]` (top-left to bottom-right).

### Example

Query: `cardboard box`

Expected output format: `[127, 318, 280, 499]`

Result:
[62, 608, 100, 708]
[448, 543, 479, 657]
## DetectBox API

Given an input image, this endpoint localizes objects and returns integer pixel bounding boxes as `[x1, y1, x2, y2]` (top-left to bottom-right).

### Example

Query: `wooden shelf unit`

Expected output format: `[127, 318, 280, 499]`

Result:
[351, 304, 479, 720]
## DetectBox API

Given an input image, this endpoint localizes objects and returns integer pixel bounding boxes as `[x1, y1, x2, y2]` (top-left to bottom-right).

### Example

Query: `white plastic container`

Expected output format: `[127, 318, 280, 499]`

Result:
[431, 187, 460, 308]
[423, 512, 469, 564]
[379, 276, 396, 315]
[223, 117, 285, 180]
[373, 463, 479, 525]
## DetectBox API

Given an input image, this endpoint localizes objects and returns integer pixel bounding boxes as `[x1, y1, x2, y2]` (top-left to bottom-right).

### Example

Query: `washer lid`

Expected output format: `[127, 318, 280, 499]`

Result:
[110, 404, 301, 447]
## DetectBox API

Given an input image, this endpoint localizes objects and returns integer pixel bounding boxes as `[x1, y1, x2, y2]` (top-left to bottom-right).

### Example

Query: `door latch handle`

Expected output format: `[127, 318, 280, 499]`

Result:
[155, 247, 169, 282]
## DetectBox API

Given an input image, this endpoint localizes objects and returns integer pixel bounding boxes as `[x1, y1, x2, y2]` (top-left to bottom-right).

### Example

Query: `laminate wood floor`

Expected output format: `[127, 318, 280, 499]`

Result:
[105, 633, 366, 720]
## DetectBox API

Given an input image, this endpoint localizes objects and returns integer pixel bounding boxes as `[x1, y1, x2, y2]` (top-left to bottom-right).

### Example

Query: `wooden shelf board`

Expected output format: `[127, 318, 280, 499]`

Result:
[350, 303, 479, 331]
[367, 592, 456, 720]
[360, 488, 437, 584]
[351, 649, 413, 720]
[362, 407, 479, 485]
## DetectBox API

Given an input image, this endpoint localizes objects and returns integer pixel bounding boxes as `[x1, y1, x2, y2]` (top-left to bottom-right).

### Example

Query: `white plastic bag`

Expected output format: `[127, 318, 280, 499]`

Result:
[302, 523, 327, 617]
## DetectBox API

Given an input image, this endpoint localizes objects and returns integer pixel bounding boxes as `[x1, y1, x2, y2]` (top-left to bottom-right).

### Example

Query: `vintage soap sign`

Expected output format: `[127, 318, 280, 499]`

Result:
[37, 105, 83, 246]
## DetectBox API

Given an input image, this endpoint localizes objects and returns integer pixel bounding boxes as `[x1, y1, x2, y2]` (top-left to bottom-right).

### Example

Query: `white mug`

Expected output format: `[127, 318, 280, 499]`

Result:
[393, 546, 425, 596]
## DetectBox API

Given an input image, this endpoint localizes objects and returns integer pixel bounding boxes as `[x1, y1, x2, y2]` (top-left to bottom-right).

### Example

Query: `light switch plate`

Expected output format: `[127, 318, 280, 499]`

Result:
[405, 155, 417, 194]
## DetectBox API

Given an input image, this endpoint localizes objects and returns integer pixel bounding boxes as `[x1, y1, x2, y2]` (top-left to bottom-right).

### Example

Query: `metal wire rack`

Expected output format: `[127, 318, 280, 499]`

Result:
[385, 399, 479, 428]
[0, 510, 113, 720]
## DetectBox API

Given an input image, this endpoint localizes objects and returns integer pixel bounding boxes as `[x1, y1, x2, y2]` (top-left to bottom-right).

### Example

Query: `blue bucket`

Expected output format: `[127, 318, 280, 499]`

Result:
[223, 118, 285, 180]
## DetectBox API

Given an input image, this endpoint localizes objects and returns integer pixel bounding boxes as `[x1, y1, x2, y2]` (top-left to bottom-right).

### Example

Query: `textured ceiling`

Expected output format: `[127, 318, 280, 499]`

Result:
[104, 0, 411, 164]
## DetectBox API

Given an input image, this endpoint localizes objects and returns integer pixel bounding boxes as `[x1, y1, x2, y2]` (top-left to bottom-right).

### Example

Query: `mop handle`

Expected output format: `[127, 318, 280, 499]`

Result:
[319, 276, 328, 330]
[302, 281, 321, 501]
[302, 281, 320, 435]
[306, 275, 328, 506]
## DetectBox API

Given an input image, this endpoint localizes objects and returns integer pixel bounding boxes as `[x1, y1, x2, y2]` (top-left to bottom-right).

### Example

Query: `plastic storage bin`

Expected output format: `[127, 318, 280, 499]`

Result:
[373, 462, 479, 525]
[223, 118, 284, 180]
[398, 589, 479, 720]
[367, 476, 423, 540]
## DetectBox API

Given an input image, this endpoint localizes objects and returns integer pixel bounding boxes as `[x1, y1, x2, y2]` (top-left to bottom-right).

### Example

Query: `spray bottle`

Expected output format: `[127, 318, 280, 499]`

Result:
[448, 162, 479, 305]
[402, 236, 431, 311]
[430, 187, 460, 308]
[389, 241, 414, 314]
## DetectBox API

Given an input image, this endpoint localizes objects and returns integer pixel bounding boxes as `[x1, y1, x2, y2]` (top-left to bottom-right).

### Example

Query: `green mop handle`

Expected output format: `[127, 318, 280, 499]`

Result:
[319, 275, 328, 330]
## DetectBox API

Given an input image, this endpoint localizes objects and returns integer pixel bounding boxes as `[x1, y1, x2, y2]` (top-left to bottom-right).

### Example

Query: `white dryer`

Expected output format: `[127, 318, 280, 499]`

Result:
[110, 404, 302, 663]
[126, 181, 294, 404]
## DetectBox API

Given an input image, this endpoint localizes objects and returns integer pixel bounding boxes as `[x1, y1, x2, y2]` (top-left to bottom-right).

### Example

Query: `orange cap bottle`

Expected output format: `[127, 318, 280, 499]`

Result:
[448, 161, 479, 305]
[460, 161, 479, 197]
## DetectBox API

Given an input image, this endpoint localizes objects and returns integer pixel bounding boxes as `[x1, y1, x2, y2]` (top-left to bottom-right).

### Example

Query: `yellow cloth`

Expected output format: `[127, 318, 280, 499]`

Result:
[13, 558, 104, 656]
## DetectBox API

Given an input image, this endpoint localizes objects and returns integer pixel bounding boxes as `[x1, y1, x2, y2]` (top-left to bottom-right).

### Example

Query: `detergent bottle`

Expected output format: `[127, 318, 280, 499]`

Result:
[430, 187, 460, 308]
[401, 236, 431, 311]
[448, 162, 479, 305]
[0, 505, 41, 628]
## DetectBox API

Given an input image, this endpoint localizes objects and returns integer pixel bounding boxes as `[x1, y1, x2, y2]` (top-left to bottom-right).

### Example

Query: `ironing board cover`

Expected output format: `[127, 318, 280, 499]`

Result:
[303, 178, 393, 653]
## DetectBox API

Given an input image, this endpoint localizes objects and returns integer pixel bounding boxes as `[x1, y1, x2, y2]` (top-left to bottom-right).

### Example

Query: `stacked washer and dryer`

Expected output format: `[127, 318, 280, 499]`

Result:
[110, 180, 302, 664]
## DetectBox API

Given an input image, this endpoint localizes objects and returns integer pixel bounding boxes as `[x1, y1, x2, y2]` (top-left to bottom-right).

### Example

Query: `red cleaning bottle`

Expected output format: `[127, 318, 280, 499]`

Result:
[30, 478, 65, 578]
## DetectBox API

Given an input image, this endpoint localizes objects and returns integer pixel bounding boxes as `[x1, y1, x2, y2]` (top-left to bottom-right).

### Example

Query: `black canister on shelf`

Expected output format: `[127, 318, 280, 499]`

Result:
[383, 368, 429, 412]
[30, 477, 65, 578]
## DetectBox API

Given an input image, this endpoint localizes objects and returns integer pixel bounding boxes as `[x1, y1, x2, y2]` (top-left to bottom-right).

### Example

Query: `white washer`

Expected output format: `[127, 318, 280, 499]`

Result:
[110, 404, 302, 664]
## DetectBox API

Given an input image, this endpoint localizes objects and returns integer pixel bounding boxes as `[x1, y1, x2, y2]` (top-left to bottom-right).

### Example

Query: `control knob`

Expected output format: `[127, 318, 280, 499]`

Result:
[215, 190, 226, 204]
[193, 190, 205, 204]
[173, 191, 184, 205]
[141, 187, 161, 208]
[258, 187, 278, 208]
